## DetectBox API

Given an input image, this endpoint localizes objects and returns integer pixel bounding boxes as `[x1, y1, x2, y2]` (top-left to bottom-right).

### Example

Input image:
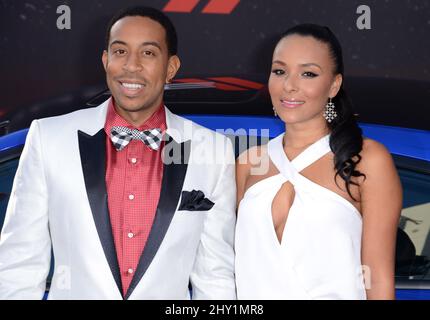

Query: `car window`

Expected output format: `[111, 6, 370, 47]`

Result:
[396, 166, 430, 280]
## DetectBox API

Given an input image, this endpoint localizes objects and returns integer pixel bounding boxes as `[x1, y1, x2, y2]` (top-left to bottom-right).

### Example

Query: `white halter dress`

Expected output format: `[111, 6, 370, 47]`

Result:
[235, 133, 366, 300]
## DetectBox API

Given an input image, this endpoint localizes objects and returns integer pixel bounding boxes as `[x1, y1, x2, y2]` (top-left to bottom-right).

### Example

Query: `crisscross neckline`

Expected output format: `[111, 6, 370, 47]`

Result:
[268, 133, 331, 181]
[267, 132, 361, 218]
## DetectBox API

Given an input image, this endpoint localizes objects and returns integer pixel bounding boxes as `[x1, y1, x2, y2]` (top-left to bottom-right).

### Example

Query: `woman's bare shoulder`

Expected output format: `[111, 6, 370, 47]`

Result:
[236, 144, 269, 171]
[359, 138, 394, 169]
[358, 138, 399, 186]
[236, 144, 270, 200]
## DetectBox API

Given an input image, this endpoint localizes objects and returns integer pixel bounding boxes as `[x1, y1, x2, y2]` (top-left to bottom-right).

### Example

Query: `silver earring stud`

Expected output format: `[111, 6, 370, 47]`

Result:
[273, 107, 278, 117]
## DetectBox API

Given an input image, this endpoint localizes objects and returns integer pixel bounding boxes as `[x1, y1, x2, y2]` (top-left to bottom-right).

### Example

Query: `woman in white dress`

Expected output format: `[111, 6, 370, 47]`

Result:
[235, 24, 402, 300]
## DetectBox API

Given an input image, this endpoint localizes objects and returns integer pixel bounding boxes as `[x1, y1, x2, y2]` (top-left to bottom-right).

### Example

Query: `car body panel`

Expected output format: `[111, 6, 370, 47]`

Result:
[2, 116, 429, 161]
[0, 76, 429, 299]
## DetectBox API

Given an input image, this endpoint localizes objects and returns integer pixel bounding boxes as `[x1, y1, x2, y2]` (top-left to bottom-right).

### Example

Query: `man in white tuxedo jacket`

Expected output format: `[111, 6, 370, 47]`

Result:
[0, 6, 236, 300]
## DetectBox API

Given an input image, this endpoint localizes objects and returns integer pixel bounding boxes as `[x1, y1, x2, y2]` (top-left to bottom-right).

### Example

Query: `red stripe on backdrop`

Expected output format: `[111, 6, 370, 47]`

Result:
[202, 0, 241, 14]
[214, 83, 247, 91]
[174, 78, 246, 91]
[173, 78, 247, 91]
[208, 77, 264, 89]
[173, 78, 209, 83]
[163, 0, 201, 13]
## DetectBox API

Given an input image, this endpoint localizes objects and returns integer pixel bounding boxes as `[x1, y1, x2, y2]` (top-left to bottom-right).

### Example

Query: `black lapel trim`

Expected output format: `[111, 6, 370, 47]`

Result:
[78, 129, 124, 297]
[125, 136, 191, 299]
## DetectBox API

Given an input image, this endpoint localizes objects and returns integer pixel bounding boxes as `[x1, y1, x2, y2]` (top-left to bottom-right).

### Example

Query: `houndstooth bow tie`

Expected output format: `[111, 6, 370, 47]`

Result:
[110, 126, 163, 151]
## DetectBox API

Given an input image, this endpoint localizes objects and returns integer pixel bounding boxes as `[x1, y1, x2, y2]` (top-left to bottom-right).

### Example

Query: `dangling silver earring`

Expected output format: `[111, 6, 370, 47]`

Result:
[273, 107, 278, 117]
[323, 98, 337, 123]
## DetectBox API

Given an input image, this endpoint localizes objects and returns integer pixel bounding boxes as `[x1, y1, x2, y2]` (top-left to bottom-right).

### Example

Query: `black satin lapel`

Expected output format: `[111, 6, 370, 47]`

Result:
[78, 129, 123, 297]
[125, 136, 191, 299]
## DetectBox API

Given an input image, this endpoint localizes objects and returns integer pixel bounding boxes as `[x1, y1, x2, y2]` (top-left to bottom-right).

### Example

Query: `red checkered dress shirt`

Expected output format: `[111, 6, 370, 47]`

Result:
[104, 100, 166, 296]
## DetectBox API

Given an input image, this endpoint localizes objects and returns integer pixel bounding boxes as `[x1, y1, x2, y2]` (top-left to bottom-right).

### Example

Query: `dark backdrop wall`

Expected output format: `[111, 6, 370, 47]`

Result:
[0, 0, 429, 119]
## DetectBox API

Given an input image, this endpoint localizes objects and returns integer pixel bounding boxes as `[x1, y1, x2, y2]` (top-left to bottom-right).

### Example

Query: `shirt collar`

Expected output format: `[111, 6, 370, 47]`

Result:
[104, 99, 167, 136]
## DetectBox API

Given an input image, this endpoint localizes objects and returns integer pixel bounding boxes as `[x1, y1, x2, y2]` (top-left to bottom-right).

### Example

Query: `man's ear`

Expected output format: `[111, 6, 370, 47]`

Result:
[329, 74, 343, 98]
[102, 50, 108, 71]
[166, 55, 181, 83]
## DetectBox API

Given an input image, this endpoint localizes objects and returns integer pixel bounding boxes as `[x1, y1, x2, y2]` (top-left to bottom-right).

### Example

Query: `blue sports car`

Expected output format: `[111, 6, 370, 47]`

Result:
[1, 76, 429, 299]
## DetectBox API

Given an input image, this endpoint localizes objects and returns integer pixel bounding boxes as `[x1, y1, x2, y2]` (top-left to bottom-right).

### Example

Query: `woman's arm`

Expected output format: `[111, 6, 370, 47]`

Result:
[235, 150, 251, 208]
[359, 139, 403, 300]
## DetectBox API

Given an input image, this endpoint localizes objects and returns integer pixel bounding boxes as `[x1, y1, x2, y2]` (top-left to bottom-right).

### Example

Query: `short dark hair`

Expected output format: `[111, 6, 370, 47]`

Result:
[105, 6, 178, 56]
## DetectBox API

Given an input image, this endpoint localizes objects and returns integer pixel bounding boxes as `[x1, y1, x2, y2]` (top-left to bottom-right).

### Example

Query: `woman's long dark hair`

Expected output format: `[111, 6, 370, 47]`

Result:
[279, 24, 365, 200]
